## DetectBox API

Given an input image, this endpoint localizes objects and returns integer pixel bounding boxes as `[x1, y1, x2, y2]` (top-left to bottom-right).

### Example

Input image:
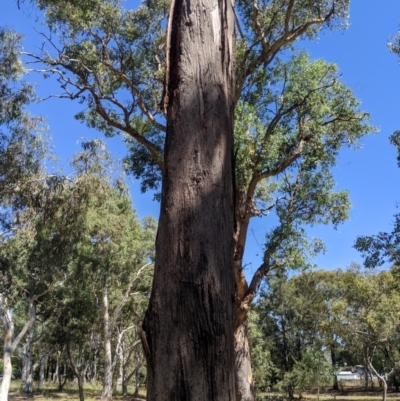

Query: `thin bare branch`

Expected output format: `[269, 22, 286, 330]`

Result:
[11, 301, 36, 352]
[109, 263, 152, 333]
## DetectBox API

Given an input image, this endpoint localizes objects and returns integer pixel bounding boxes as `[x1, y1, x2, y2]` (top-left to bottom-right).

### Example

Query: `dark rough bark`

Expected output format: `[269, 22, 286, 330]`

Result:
[393, 375, 399, 392]
[57, 366, 68, 392]
[364, 352, 369, 389]
[141, 0, 236, 397]
[77, 376, 85, 401]
[330, 344, 339, 391]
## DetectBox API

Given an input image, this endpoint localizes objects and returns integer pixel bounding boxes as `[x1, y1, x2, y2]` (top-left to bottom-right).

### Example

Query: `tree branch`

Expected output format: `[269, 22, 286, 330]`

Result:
[239, 261, 271, 314]
[11, 300, 36, 352]
[236, 4, 337, 103]
[24, 49, 165, 174]
[109, 263, 152, 333]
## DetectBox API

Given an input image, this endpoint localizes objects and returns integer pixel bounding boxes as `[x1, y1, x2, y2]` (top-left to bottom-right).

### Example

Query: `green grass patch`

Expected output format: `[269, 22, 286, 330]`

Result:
[7, 380, 146, 401]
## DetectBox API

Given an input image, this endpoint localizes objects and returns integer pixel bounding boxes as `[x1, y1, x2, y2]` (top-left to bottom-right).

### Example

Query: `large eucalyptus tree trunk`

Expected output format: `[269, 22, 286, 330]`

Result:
[141, 0, 237, 397]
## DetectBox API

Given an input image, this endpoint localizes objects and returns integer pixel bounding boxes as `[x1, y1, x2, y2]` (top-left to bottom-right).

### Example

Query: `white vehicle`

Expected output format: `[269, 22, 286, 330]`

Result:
[336, 371, 361, 381]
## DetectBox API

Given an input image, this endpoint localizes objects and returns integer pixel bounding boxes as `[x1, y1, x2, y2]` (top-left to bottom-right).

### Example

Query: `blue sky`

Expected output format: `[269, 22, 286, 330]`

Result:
[1, 0, 400, 278]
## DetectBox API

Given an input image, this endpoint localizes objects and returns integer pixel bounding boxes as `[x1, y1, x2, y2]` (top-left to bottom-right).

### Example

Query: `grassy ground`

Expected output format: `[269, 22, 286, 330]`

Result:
[7, 381, 400, 401]
[286, 386, 400, 401]
[7, 380, 146, 401]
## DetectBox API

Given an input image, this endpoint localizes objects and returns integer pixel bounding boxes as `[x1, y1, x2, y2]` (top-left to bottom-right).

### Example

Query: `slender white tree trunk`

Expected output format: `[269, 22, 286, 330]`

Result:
[0, 309, 13, 401]
[116, 342, 124, 393]
[19, 322, 35, 394]
[101, 283, 113, 401]
[39, 356, 46, 387]
[53, 352, 60, 383]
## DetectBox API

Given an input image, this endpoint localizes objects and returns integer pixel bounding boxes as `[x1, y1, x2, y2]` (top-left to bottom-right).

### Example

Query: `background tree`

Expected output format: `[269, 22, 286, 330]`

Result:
[1, 135, 155, 400]
[247, 305, 278, 396]
[254, 270, 335, 398]
[0, 28, 49, 401]
[331, 266, 400, 401]
[35, 142, 155, 401]
[282, 347, 335, 401]
[249, 266, 400, 400]
[0, 28, 48, 230]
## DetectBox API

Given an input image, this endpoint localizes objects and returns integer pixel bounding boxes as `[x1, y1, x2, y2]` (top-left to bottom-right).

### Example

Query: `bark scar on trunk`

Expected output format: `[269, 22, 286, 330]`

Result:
[163, 0, 183, 112]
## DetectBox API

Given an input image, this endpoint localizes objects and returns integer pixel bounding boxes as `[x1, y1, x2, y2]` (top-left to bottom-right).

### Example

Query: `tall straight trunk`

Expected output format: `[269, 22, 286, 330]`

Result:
[133, 363, 141, 398]
[364, 352, 369, 389]
[53, 353, 60, 383]
[234, 321, 255, 401]
[101, 284, 113, 401]
[81, 363, 88, 383]
[132, 349, 144, 398]
[57, 363, 68, 392]
[46, 360, 51, 382]
[122, 381, 129, 397]
[141, 0, 236, 397]
[116, 350, 123, 393]
[89, 354, 97, 385]
[77, 376, 85, 401]
[20, 348, 34, 394]
[20, 322, 35, 395]
[280, 315, 294, 399]
[39, 353, 49, 387]
[331, 344, 339, 390]
[393, 375, 399, 392]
